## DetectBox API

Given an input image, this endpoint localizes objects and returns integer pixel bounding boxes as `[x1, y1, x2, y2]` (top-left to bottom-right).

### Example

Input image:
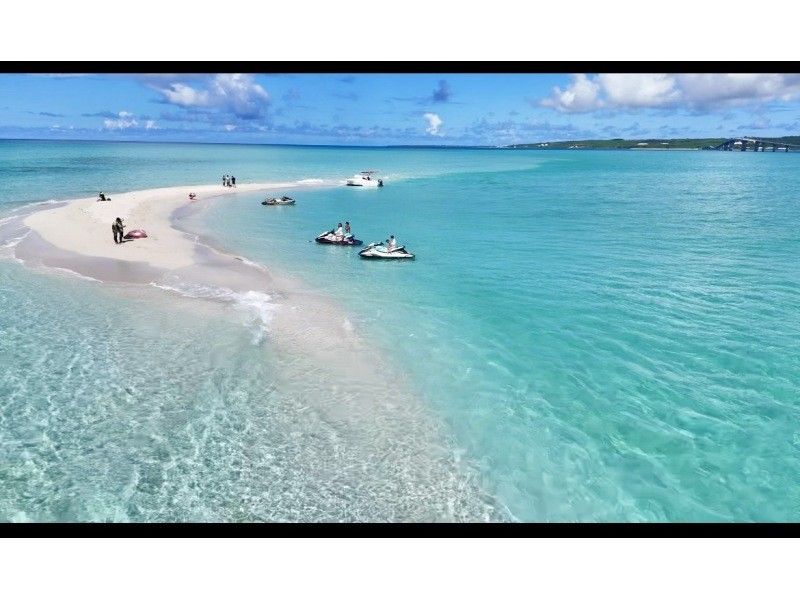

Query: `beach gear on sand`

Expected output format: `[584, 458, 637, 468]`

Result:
[124, 229, 148, 239]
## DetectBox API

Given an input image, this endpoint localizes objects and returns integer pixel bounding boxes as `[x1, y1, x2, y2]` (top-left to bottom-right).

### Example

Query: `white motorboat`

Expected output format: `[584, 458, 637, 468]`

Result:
[346, 171, 383, 187]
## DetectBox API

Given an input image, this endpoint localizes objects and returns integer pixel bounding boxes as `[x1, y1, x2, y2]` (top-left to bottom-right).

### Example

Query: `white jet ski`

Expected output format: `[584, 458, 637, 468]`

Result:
[315, 231, 363, 246]
[359, 242, 415, 259]
[262, 196, 295, 205]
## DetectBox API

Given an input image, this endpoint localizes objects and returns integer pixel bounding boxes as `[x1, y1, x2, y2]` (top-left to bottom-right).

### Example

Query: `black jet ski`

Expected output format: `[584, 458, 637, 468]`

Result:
[359, 242, 415, 259]
[315, 231, 363, 246]
[262, 196, 295, 205]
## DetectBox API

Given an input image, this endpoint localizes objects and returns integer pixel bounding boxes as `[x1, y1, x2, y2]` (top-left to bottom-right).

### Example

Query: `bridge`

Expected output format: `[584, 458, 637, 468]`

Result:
[709, 137, 800, 152]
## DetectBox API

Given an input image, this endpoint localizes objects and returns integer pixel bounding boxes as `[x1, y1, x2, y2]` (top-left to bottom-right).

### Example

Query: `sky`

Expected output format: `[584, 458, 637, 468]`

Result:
[1, 73, 800, 146]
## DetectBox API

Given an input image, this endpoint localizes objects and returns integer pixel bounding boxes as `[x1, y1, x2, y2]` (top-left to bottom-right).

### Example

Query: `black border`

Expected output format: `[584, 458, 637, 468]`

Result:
[2, 61, 799, 537]
[2, 60, 800, 74]
[3, 523, 800, 537]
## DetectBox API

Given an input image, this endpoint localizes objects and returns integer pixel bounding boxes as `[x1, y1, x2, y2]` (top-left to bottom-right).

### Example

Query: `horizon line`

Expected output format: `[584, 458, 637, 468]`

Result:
[2, 134, 798, 150]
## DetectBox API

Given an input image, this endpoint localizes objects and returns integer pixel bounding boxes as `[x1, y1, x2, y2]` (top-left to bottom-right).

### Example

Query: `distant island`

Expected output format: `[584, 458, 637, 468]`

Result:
[507, 136, 800, 151]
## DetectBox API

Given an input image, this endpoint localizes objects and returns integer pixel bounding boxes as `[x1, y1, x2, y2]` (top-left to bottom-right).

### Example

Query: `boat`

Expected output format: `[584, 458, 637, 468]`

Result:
[346, 171, 383, 187]
[359, 242, 414, 259]
[315, 231, 363, 246]
[262, 196, 295, 205]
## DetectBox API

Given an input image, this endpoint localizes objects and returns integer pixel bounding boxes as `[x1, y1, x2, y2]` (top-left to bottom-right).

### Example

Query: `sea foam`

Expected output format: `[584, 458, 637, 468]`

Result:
[151, 279, 277, 344]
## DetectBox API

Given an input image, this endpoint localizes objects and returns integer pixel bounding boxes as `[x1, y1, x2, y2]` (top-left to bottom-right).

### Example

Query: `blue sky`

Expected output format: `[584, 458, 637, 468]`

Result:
[1, 73, 799, 145]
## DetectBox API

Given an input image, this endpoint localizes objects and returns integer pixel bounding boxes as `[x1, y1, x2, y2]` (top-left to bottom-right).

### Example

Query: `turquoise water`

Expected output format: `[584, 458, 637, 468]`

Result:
[2, 140, 800, 521]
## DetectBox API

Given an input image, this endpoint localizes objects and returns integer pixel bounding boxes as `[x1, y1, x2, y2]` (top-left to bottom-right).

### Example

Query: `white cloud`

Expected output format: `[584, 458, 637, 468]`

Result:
[101, 112, 159, 131]
[676, 74, 800, 106]
[103, 111, 138, 130]
[597, 74, 680, 108]
[541, 73, 800, 113]
[153, 74, 270, 119]
[423, 112, 443, 136]
[224, 124, 237, 131]
[540, 74, 602, 113]
[157, 83, 211, 108]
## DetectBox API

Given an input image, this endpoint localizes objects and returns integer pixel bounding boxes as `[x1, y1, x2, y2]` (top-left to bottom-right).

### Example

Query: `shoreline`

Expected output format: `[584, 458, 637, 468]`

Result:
[3, 179, 502, 521]
[21, 181, 324, 273]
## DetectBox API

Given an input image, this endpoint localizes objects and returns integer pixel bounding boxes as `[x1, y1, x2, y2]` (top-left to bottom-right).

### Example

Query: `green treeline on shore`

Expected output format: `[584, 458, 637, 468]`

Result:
[508, 136, 800, 150]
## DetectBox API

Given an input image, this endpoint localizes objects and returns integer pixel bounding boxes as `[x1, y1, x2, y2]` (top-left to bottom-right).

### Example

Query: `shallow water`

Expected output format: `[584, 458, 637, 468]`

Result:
[2, 140, 800, 521]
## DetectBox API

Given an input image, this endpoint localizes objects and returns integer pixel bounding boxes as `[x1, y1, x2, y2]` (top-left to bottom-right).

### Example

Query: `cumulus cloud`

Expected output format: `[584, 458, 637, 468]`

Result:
[103, 111, 138, 130]
[541, 73, 800, 113]
[423, 112, 443, 136]
[101, 111, 158, 131]
[152, 74, 270, 120]
[598, 74, 680, 108]
[540, 74, 602, 113]
[676, 74, 800, 106]
[157, 83, 211, 108]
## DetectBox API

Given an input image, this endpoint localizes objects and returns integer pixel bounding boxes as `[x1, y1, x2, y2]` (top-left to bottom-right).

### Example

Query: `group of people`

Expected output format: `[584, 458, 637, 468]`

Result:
[112, 217, 125, 244]
[222, 174, 236, 187]
[383, 235, 398, 250]
[332, 221, 352, 239]
[97, 192, 111, 202]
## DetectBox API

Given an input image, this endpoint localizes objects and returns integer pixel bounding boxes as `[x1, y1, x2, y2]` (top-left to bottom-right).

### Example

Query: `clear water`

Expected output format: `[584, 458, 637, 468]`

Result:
[2, 140, 799, 521]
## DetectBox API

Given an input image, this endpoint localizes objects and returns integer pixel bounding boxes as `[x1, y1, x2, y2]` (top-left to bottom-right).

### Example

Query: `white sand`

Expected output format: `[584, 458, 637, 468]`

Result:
[24, 183, 297, 270]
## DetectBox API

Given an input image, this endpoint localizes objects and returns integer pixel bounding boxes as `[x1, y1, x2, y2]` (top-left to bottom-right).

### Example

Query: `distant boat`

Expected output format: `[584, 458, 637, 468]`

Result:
[346, 171, 383, 187]
[262, 196, 295, 205]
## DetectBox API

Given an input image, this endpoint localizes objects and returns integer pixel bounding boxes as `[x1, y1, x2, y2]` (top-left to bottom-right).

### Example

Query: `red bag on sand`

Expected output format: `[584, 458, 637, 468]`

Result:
[124, 229, 148, 239]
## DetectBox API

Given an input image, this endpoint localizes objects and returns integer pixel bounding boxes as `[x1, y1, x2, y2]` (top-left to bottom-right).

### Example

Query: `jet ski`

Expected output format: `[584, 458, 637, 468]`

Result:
[262, 196, 295, 205]
[359, 242, 415, 259]
[315, 231, 363, 246]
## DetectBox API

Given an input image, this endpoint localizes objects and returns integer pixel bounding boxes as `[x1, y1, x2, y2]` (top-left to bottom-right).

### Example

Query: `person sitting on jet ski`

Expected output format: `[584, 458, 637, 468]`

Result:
[387, 235, 397, 251]
[344, 222, 351, 235]
[333, 223, 344, 239]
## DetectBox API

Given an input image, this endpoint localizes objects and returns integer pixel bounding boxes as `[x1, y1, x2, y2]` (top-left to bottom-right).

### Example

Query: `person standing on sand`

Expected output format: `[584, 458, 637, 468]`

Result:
[231, 175, 236, 187]
[222, 175, 226, 187]
[113, 217, 125, 244]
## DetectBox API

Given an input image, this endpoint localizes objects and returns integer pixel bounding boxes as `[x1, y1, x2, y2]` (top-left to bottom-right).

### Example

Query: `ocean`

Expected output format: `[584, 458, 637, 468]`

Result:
[1, 139, 799, 521]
